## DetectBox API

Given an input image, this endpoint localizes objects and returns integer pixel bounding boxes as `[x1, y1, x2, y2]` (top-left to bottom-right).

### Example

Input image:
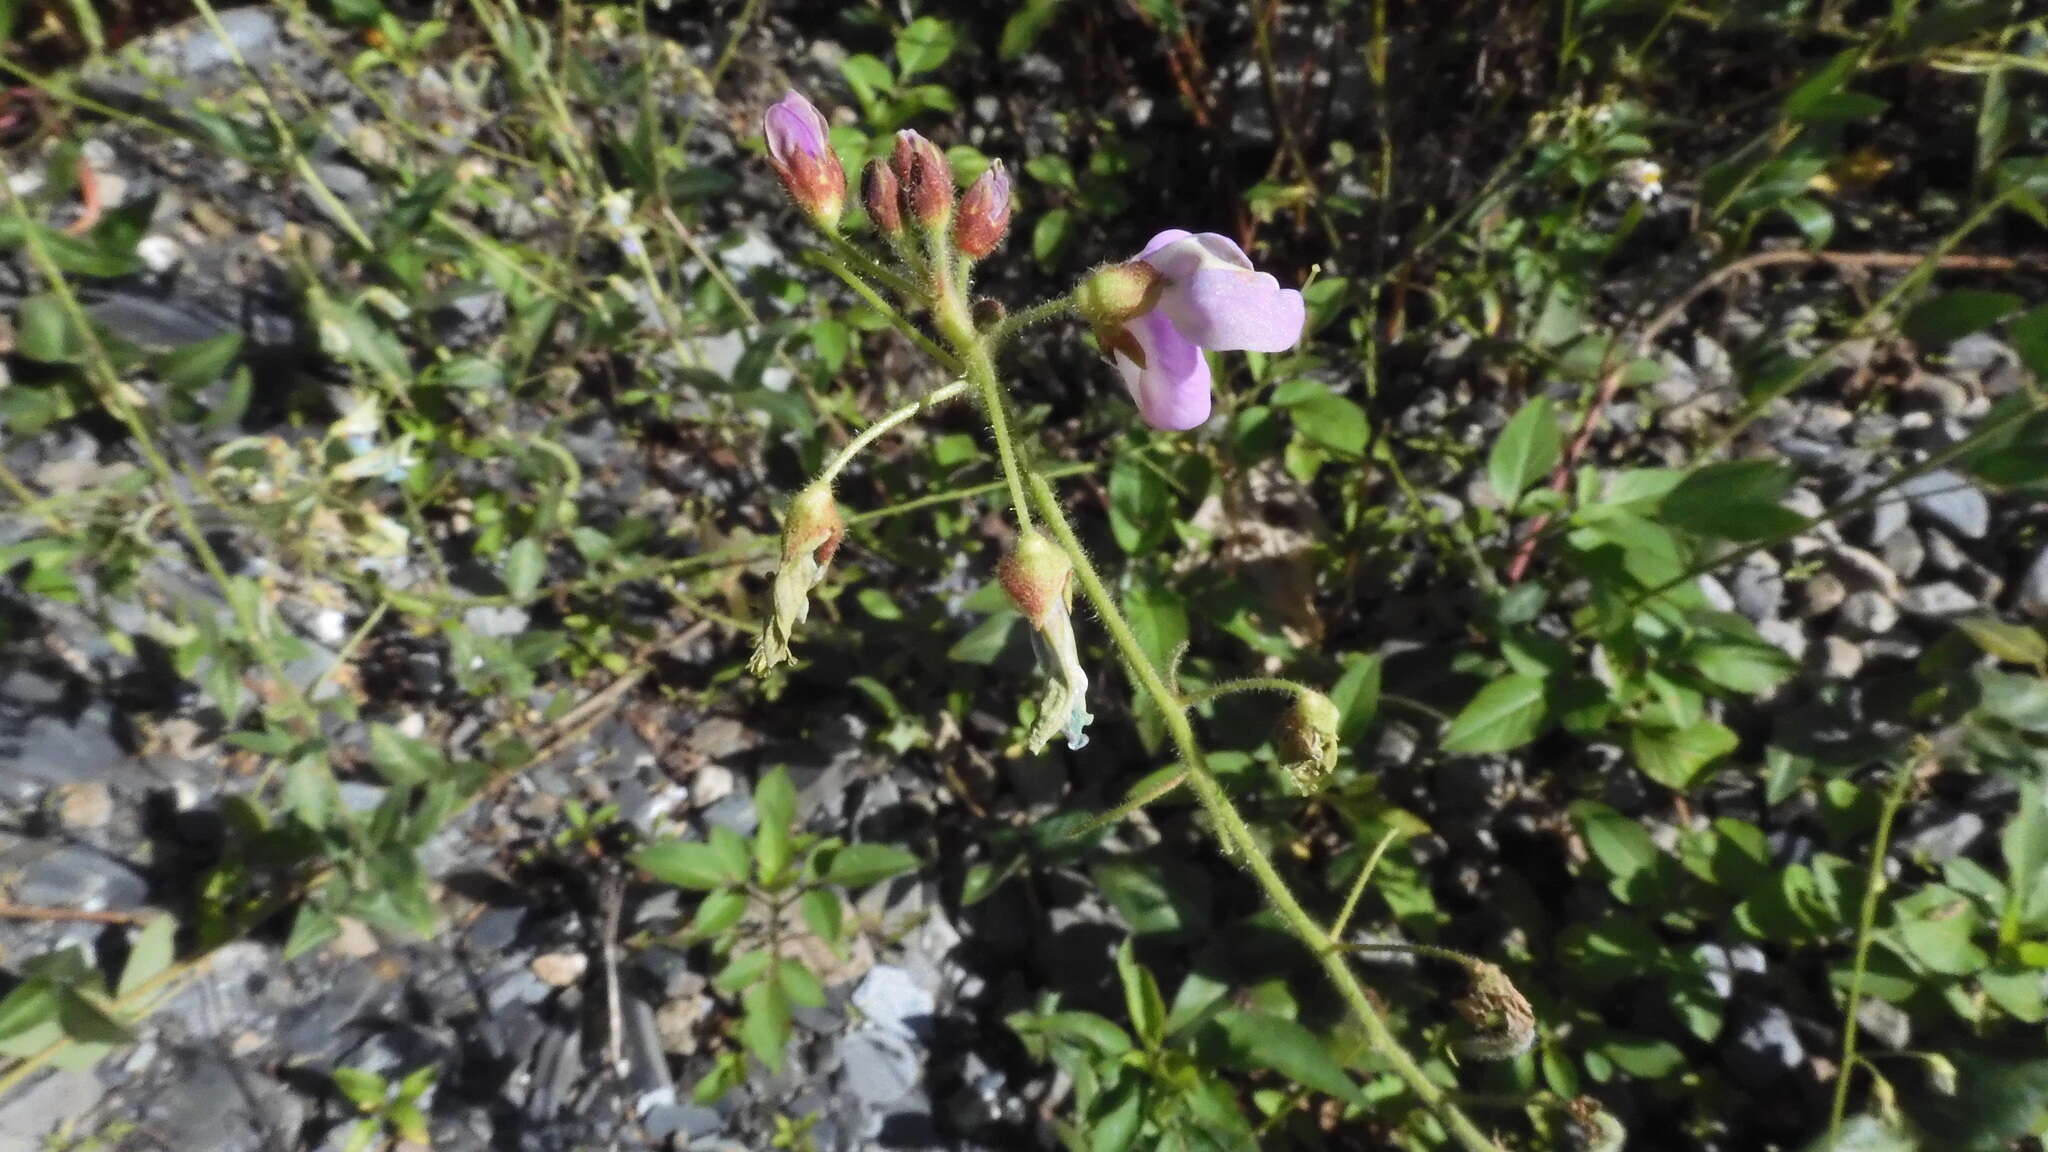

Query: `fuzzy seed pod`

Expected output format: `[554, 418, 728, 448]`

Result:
[1278, 689, 1341, 793]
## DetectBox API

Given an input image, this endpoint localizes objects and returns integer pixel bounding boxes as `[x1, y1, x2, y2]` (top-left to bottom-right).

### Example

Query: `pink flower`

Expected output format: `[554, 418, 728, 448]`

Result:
[762, 91, 844, 227]
[1112, 231, 1305, 430]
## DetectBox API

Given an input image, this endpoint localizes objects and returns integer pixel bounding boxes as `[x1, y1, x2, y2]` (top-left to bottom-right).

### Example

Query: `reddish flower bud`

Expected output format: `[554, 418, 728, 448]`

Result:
[762, 91, 845, 230]
[863, 160, 902, 236]
[952, 161, 1011, 259]
[894, 129, 953, 229]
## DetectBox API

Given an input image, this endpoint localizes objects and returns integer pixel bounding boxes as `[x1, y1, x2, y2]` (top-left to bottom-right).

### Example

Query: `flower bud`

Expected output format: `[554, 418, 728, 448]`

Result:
[999, 533, 1093, 752]
[894, 129, 953, 230]
[748, 483, 844, 675]
[1452, 961, 1536, 1061]
[1277, 689, 1341, 793]
[952, 161, 1011, 259]
[863, 160, 902, 236]
[762, 91, 845, 230]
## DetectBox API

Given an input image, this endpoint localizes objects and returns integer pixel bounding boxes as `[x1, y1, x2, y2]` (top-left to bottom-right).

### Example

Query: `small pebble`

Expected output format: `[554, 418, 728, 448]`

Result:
[54, 781, 113, 830]
[532, 951, 588, 987]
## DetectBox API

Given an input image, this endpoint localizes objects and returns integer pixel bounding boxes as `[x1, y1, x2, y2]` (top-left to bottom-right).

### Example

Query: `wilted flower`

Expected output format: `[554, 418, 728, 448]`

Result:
[749, 483, 844, 675]
[1090, 231, 1305, 430]
[1452, 961, 1536, 1060]
[1277, 689, 1341, 793]
[762, 91, 845, 229]
[953, 161, 1011, 259]
[999, 532, 1092, 752]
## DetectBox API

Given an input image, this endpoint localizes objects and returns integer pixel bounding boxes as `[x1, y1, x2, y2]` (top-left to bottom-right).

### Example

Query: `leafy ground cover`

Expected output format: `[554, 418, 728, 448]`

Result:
[2, 1, 2048, 1150]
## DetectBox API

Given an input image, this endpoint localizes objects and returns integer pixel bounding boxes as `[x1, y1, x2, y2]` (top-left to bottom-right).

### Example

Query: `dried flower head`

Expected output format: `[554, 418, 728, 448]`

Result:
[1564, 1097, 1626, 1152]
[749, 483, 844, 675]
[1452, 961, 1536, 1061]
[1278, 689, 1341, 793]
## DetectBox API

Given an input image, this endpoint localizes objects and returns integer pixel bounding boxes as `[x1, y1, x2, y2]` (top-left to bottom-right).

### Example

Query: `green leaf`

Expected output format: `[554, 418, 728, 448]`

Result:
[1088, 1076, 1144, 1152]
[367, 723, 444, 785]
[686, 888, 748, 940]
[1289, 389, 1370, 457]
[1571, 801, 1660, 890]
[1123, 580, 1189, 674]
[1782, 48, 1860, 119]
[1442, 674, 1550, 754]
[1001, 0, 1067, 58]
[1209, 1009, 1364, 1104]
[1690, 639, 1796, 694]
[1092, 856, 1209, 935]
[1898, 914, 1990, 976]
[1660, 460, 1806, 541]
[1109, 451, 1172, 553]
[798, 888, 844, 943]
[332, 1067, 388, 1111]
[2010, 304, 2048, 382]
[157, 332, 245, 392]
[1114, 940, 1166, 1048]
[117, 916, 177, 998]
[740, 979, 792, 1071]
[711, 824, 752, 880]
[777, 959, 827, 1009]
[715, 948, 774, 994]
[504, 537, 546, 600]
[754, 767, 797, 882]
[1632, 719, 1740, 790]
[632, 840, 742, 890]
[1488, 396, 1562, 509]
[16, 294, 83, 364]
[1779, 197, 1834, 247]
[1032, 208, 1071, 266]
[1904, 291, 2023, 348]
[2001, 783, 2048, 943]
[894, 16, 955, 79]
[283, 904, 341, 960]
[55, 990, 131, 1045]
[1329, 653, 1383, 742]
[0, 982, 58, 1041]
[822, 843, 920, 888]
[1958, 617, 2047, 667]
[947, 612, 1017, 665]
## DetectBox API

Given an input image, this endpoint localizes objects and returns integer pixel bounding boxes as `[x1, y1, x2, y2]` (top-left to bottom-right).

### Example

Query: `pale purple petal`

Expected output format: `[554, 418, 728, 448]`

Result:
[1113, 309, 1212, 430]
[1158, 267, 1305, 353]
[1135, 228, 1193, 263]
[763, 91, 828, 165]
[1139, 231, 1253, 278]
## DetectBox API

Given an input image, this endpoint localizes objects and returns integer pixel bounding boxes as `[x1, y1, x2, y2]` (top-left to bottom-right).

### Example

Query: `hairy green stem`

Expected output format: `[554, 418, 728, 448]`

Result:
[818, 380, 971, 485]
[804, 250, 960, 373]
[986, 296, 1075, 349]
[1182, 676, 1311, 708]
[1024, 473, 1499, 1151]
[942, 303, 1034, 532]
